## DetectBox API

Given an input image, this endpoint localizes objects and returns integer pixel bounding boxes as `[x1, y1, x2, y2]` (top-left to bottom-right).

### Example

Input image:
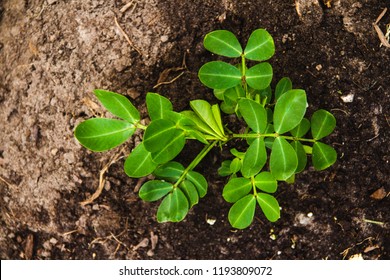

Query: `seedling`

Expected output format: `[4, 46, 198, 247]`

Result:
[74, 29, 337, 229]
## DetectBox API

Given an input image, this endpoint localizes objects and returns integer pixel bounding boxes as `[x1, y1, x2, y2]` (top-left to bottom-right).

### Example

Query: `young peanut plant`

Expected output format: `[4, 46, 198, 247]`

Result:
[75, 29, 337, 229]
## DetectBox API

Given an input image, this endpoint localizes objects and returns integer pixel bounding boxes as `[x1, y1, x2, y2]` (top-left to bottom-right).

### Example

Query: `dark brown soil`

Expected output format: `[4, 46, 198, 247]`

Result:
[0, 0, 389, 260]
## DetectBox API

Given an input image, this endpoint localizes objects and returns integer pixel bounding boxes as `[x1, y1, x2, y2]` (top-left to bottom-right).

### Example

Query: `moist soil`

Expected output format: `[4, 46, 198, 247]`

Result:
[0, 0, 389, 260]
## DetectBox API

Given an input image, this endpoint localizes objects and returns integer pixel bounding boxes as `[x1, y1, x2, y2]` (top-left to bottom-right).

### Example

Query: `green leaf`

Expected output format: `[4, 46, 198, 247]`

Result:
[243, 29, 275, 61]
[185, 129, 210, 145]
[230, 158, 241, 174]
[198, 61, 242, 90]
[211, 104, 225, 136]
[186, 171, 208, 198]
[254, 172, 277, 193]
[228, 194, 256, 229]
[241, 138, 267, 178]
[223, 177, 252, 203]
[157, 188, 189, 222]
[180, 180, 199, 208]
[218, 160, 233, 177]
[153, 161, 184, 181]
[143, 119, 177, 153]
[273, 89, 307, 134]
[190, 100, 224, 137]
[93, 89, 140, 123]
[290, 118, 310, 138]
[312, 142, 337, 170]
[311, 109, 336, 140]
[291, 141, 307, 173]
[124, 143, 158, 178]
[259, 86, 272, 104]
[270, 137, 298, 181]
[139, 180, 173, 201]
[256, 193, 280, 222]
[230, 148, 245, 159]
[274, 77, 292, 101]
[146, 92, 173, 120]
[245, 62, 273, 90]
[204, 30, 243, 57]
[238, 99, 267, 133]
[151, 130, 186, 164]
[75, 118, 135, 152]
[180, 111, 217, 137]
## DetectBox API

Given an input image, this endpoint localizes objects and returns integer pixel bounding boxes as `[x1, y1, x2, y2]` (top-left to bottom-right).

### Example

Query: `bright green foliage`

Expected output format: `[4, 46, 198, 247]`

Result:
[311, 109, 336, 140]
[228, 194, 256, 229]
[124, 143, 158, 178]
[74, 29, 337, 230]
[94, 89, 140, 123]
[273, 89, 307, 134]
[244, 29, 275, 61]
[74, 118, 135, 152]
[204, 30, 242, 58]
[198, 61, 242, 90]
[274, 77, 292, 101]
[270, 137, 298, 181]
[245, 62, 273, 90]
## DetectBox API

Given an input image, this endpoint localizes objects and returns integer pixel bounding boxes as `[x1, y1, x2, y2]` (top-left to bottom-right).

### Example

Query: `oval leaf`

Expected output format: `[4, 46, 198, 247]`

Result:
[75, 118, 135, 152]
[143, 119, 177, 153]
[186, 171, 208, 198]
[180, 180, 199, 208]
[243, 29, 275, 61]
[312, 142, 337, 171]
[274, 89, 307, 134]
[274, 77, 292, 101]
[245, 62, 273, 90]
[204, 30, 243, 57]
[139, 180, 173, 202]
[198, 61, 242, 90]
[157, 188, 189, 222]
[254, 172, 277, 193]
[290, 118, 310, 138]
[291, 141, 307, 173]
[153, 161, 184, 182]
[94, 89, 140, 123]
[228, 194, 256, 229]
[223, 177, 252, 203]
[270, 137, 298, 181]
[218, 160, 233, 177]
[311, 109, 336, 140]
[230, 158, 242, 174]
[151, 130, 186, 164]
[146, 92, 173, 121]
[241, 138, 267, 178]
[238, 99, 267, 133]
[256, 193, 280, 222]
[124, 143, 158, 178]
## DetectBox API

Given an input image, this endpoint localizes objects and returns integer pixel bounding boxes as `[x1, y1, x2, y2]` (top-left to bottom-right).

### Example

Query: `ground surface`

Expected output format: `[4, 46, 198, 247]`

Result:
[0, 0, 389, 260]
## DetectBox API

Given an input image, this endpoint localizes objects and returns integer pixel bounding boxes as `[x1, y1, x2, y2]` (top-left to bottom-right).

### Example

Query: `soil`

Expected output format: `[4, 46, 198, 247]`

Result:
[0, 0, 389, 260]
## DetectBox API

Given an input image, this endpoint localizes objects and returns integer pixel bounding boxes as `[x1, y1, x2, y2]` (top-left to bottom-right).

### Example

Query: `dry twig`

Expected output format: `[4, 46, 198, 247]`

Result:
[373, 8, 390, 48]
[80, 147, 125, 206]
[114, 16, 143, 55]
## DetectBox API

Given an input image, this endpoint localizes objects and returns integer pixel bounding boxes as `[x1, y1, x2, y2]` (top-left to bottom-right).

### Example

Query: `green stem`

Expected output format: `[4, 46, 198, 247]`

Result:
[241, 55, 249, 98]
[231, 133, 316, 143]
[173, 140, 218, 188]
[135, 122, 147, 130]
[251, 176, 257, 196]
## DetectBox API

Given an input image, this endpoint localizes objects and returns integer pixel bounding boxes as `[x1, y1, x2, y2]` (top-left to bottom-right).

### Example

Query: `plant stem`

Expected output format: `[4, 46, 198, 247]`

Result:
[173, 140, 218, 188]
[251, 176, 258, 196]
[231, 133, 316, 143]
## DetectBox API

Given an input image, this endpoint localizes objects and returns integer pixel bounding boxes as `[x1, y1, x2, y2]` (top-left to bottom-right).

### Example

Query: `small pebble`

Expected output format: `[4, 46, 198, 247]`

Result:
[160, 35, 169, 42]
[341, 93, 354, 103]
